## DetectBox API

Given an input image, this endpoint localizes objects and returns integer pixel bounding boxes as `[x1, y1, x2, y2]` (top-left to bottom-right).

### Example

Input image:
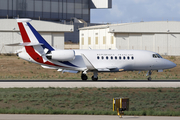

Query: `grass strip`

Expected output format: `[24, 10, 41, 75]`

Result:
[0, 87, 179, 116]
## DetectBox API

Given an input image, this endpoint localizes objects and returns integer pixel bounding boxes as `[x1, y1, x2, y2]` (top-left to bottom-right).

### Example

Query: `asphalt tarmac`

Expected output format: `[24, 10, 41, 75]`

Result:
[0, 80, 179, 82]
[0, 80, 179, 88]
[0, 114, 179, 120]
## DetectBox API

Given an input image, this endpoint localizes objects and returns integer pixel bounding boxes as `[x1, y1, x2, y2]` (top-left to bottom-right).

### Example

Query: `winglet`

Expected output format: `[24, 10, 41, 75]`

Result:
[81, 54, 95, 70]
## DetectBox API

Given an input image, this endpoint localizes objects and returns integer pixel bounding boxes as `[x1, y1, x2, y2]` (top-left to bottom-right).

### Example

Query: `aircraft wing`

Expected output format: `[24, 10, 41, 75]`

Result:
[81, 54, 96, 70]
[41, 65, 79, 73]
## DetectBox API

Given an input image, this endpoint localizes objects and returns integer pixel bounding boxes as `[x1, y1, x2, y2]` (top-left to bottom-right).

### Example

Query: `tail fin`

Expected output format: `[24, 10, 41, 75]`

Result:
[17, 19, 54, 51]
[17, 19, 53, 63]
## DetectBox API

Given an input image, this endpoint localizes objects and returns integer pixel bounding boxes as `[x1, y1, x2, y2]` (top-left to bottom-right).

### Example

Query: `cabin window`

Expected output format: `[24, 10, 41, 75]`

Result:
[127, 56, 130, 60]
[102, 56, 104, 59]
[123, 56, 126, 60]
[106, 56, 108, 59]
[153, 54, 157, 58]
[111, 56, 113, 59]
[158, 54, 162, 58]
[132, 56, 134, 60]
[97, 56, 100, 59]
[119, 56, 121, 60]
[115, 56, 117, 59]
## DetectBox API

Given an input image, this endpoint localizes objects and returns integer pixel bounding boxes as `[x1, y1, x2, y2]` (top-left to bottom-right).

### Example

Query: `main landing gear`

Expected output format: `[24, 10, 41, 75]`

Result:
[81, 71, 98, 81]
[147, 70, 152, 81]
[91, 71, 98, 81]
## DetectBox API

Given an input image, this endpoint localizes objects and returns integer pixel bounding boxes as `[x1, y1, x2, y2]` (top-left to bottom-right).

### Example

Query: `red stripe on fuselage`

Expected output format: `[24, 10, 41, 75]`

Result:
[18, 22, 66, 68]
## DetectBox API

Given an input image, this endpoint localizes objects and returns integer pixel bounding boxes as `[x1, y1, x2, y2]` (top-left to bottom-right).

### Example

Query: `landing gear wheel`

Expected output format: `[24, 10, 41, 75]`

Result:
[91, 76, 98, 81]
[148, 77, 152, 81]
[81, 74, 88, 81]
[147, 70, 152, 81]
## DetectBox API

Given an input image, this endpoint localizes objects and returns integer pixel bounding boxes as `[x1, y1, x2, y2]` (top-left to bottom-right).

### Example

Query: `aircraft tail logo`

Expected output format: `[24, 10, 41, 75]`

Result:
[17, 19, 54, 51]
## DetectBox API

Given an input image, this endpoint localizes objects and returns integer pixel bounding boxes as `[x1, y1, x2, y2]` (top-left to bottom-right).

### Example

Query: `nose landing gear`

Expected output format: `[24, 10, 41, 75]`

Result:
[147, 70, 152, 81]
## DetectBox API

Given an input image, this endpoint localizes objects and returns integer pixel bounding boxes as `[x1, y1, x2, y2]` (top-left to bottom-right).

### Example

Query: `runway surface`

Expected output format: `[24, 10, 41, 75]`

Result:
[0, 80, 179, 88]
[0, 114, 179, 120]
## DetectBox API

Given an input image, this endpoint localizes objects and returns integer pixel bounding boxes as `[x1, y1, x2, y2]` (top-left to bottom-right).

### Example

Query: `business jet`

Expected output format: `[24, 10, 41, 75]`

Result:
[7, 19, 176, 81]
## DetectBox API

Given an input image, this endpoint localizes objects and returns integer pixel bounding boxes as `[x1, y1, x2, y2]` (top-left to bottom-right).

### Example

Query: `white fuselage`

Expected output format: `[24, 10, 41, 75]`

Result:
[14, 18, 177, 81]
[18, 49, 176, 72]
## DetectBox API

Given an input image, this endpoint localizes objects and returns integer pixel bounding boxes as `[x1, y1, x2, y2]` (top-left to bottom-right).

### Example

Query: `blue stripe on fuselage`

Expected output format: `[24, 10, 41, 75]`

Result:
[60, 61, 78, 67]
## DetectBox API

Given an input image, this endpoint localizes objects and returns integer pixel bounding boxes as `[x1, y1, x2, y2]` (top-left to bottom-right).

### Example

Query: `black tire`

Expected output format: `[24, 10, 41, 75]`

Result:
[91, 76, 98, 81]
[81, 74, 88, 81]
[148, 77, 152, 81]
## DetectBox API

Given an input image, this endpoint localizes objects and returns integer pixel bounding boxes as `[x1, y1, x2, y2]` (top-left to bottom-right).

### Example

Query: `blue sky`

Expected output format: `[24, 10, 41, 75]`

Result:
[91, 0, 180, 23]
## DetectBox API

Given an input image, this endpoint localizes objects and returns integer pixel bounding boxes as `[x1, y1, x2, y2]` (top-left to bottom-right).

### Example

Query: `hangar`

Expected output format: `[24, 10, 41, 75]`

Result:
[79, 21, 180, 56]
[0, 19, 73, 53]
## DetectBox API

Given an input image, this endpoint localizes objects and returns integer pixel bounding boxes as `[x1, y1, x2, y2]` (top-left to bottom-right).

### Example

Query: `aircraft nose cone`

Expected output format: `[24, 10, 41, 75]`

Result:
[167, 60, 176, 69]
[171, 62, 176, 68]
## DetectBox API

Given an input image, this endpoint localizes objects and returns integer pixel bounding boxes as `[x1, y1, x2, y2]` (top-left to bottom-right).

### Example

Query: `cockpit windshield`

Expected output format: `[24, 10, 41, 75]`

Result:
[152, 54, 163, 58]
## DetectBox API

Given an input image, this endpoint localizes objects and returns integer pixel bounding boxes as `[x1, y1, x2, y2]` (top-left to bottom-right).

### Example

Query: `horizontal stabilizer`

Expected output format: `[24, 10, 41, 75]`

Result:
[6, 42, 43, 46]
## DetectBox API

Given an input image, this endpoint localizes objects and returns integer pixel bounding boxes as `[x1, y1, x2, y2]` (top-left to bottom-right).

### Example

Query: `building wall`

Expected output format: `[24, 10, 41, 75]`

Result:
[0, 19, 73, 53]
[0, 31, 22, 53]
[41, 33, 64, 49]
[90, 0, 112, 9]
[0, 0, 90, 22]
[52, 33, 64, 49]
[115, 33, 180, 56]
[80, 21, 180, 56]
[0, 31, 64, 53]
[80, 28, 115, 50]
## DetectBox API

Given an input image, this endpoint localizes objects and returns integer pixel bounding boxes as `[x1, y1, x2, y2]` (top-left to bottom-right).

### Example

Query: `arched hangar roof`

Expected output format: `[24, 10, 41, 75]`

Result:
[109, 21, 180, 34]
[80, 21, 180, 34]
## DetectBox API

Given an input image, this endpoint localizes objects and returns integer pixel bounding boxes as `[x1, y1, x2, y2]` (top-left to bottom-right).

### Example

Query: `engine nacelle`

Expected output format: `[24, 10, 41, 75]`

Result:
[46, 50, 75, 61]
